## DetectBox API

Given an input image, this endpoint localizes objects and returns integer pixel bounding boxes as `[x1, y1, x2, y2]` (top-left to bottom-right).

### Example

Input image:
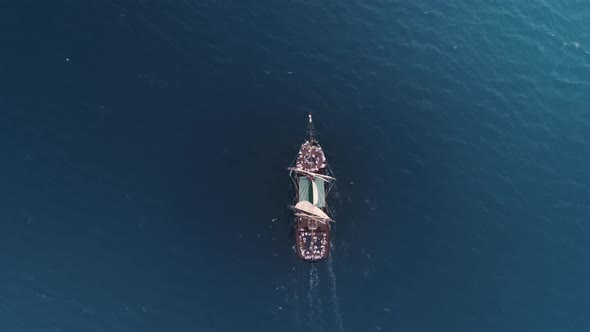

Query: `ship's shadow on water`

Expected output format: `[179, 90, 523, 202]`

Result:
[285, 246, 345, 332]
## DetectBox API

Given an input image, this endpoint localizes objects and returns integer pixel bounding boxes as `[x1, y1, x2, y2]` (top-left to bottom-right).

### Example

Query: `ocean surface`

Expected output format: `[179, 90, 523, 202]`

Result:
[2, 1, 590, 331]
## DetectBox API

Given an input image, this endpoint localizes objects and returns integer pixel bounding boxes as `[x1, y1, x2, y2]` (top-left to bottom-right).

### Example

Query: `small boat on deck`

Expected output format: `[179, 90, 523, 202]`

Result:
[288, 114, 336, 262]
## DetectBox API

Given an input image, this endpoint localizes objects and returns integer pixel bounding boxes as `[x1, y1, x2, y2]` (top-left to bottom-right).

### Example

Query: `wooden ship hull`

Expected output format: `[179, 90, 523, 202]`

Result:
[289, 114, 335, 262]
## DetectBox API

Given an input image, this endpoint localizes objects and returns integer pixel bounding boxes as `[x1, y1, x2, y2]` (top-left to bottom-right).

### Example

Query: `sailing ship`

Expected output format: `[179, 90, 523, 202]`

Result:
[289, 113, 336, 262]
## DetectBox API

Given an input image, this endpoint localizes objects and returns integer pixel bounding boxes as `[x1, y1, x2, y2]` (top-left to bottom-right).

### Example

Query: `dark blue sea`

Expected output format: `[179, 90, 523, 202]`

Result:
[2, 1, 590, 331]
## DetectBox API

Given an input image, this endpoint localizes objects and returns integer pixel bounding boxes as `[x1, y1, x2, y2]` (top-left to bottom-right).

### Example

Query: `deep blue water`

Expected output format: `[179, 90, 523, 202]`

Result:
[2, 1, 590, 331]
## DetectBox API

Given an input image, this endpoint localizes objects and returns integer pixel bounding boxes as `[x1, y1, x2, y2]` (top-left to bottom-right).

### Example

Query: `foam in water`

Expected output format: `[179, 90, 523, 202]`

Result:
[307, 264, 324, 330]
[288, 266, 302, 332]
[288, 248, 344, 332]
[327, 250, 345, 332]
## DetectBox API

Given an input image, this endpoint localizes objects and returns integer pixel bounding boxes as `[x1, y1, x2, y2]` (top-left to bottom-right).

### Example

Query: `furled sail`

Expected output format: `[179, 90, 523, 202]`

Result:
[294, 201, 331, 220]
[287, 167, 336, 182]
[294, 213, 328, 225]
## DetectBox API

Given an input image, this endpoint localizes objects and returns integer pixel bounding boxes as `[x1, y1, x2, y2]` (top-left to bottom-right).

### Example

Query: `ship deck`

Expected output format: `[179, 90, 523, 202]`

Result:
[295, 141, 326, 174]
[295, 217, 330, 261]
[292, 139, 332, 262]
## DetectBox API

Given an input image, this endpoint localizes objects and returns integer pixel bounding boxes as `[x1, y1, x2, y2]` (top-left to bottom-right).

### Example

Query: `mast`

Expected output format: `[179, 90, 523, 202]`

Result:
[307, 113, 315, 142]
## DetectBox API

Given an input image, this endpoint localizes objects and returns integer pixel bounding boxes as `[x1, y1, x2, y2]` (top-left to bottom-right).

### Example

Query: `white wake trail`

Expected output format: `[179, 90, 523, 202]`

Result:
[290, 266, 301, 332]
[307, 263, 325, 331]
[327, 246, 345, 332]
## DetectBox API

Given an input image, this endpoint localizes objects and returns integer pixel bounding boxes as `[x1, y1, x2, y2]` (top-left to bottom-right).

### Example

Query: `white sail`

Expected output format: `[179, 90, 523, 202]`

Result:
[294, 201, 331, 220]
[312, 180, 319, 205]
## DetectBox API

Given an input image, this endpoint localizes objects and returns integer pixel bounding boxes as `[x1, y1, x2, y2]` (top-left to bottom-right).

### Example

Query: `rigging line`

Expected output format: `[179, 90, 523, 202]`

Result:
[326, 205, 335, 220]
[289, 150, 300, 168]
